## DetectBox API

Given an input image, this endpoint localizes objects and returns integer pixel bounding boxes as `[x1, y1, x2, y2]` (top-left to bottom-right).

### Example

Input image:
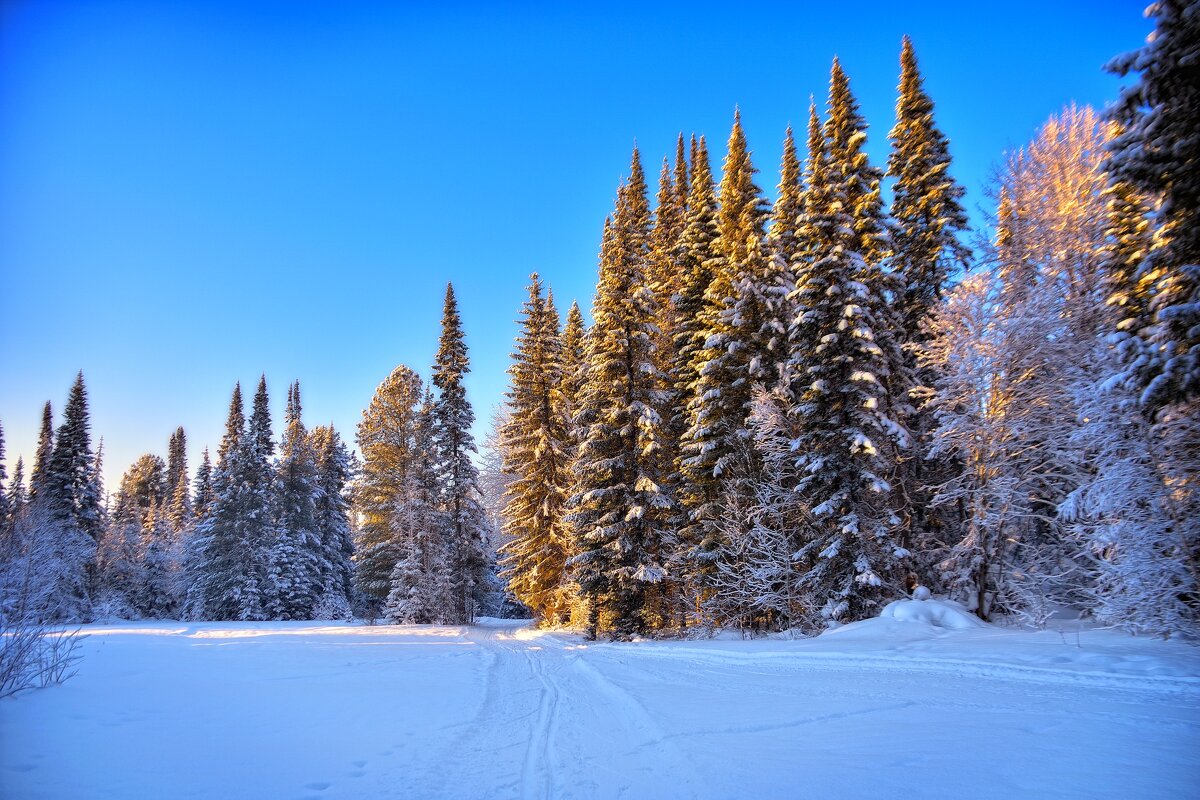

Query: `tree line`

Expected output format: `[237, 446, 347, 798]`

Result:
[496, 19, 1198, 639]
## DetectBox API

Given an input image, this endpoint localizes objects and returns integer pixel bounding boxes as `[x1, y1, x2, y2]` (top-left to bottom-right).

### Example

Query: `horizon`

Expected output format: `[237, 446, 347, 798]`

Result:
[1, 0, 1149, 490]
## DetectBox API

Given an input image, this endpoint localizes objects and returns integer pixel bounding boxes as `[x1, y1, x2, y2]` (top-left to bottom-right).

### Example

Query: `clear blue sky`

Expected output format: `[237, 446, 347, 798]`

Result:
[1, 0, 1149, 492]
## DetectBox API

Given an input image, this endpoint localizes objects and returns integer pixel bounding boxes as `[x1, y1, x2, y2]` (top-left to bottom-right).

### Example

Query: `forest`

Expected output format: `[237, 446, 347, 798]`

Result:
[1, 5, 1196, 654]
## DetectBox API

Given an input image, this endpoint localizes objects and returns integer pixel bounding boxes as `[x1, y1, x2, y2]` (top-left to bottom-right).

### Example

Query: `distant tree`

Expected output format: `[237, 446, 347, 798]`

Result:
[268, 382, 322, 620]
[310, 424, 356, 618]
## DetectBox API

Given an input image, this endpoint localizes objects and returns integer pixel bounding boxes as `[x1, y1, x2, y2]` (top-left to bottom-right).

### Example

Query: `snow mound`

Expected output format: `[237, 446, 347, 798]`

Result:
[878, 597, 987, 630]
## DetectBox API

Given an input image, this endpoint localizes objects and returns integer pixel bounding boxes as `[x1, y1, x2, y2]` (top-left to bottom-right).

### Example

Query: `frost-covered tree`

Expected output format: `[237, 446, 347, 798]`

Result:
[568, 149, 672, 639]
[760, 68, 909, 626]
[28, 402, 54, 502]
[354, 365, 426, 605]
[164, 427, 191, 532]
[384, 390, 450, 624]
[431, 284, 491, 623]
[499, 275, 572, 623]
[45, 372, 106, 545]
[268, 381, 322, 620]
[1105, 0, 1200, 411]
[193, 449, 214, 520]
[190, 379, 276, 620]
[310, 424, 355, 618]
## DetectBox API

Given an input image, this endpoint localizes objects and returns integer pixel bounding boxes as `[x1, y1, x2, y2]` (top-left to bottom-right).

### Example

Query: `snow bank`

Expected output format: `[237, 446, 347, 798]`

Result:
[877, 596, 988, 630]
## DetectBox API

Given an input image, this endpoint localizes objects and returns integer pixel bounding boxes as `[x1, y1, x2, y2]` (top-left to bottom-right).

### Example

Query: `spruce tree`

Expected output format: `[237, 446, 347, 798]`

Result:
[46, 374, 104, 540]
[774, 67, 908, 625]
[4, 457, 26, 541]
[499, 274, 572, 623]
[431, 284, 490, 624]
[568, 149, 671, 639]
[769, 125, 803, 266]
[269, 381, 322, 619]
[886, 36, 970, 555]
[164, 427, 191, 531]
[0, 423, 9, 538]
[29, 401, 54, 501]
[193, 449, 214, 520]
[310, 425, 355, 617]
[385, 389, 450, 624]
[354, 365, 425, 606]
[1105, 0, 1200, 410]
[683, 110, 774, 575]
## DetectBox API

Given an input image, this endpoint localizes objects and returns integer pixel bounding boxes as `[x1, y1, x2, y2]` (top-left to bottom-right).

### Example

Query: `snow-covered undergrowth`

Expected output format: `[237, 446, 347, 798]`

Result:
[2, 615, 1197, 799]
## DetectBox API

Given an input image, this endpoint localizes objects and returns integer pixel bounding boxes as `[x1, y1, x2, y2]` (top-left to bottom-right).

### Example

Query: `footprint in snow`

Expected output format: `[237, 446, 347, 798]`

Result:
[304, 781, 331, 791]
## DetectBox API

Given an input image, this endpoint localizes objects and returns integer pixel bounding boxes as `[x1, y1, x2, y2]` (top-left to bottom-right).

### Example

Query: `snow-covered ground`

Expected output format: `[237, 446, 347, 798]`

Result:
[2, 607, 1198, 799]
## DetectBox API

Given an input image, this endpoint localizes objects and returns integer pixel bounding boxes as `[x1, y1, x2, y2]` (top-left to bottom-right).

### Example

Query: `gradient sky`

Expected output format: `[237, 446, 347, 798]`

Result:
[1, 0, 1150, 492]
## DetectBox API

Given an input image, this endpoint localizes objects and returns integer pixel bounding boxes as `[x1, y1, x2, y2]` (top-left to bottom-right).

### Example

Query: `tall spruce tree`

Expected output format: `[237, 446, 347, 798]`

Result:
[683, 111, 774, 577]
[499, 274, 572, 623]
[269, 381, 323, 619]
[385, 389, 450, 623]
[29, 401, 54, 501]
[568, 149, 672, 639]
[1105, 0, 1200, 410]
[886, 36, 970, 556]
[0, 423, 9, 538]
[772, 66, 908, 625]
[164, 427, 191, 531]
[431, 284, 491, 624]
[354, 365, 426, 606]
[193, 449, 214, 520]
[310, 424, 356, 616]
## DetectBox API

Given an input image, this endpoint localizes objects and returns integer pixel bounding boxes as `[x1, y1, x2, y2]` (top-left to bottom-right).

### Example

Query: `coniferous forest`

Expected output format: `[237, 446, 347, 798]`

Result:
[2, 9, 1198, 646]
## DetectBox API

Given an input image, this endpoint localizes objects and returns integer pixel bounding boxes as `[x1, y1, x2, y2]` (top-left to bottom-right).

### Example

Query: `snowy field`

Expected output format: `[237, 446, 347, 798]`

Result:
[2, 609, 1199, 799]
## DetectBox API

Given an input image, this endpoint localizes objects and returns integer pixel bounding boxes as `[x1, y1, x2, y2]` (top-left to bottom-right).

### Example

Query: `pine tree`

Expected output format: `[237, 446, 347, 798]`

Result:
[1105, 0, 1200, 410]
[3, 457, 26, 541]
[431, 284, 491, 624]
[499, 275, 572, 623]
[568, 149, 672, 639]
[354, 365, 426, 607]
[269, 381, 323, 619]
[769, 125, 803, 266]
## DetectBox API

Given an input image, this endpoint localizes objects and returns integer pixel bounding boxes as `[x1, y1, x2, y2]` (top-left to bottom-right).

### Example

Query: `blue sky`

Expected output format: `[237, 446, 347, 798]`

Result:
[1, 0, 1149, 491]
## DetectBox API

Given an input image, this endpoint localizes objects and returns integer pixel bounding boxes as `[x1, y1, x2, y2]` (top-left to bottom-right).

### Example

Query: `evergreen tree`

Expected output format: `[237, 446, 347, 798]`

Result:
[29, 401, 53, 501]
[269, 381, 322, 619]
[310, 424, 355, 618]
[4, 457, 26, 541]
[568, 149, 672, 639]
[164, 427, 191, 531]
[0, 423, 9, 539]
[354, 365, 426, 606]
[193, 449, 214, 519]
[1105, 0, 1200, 410]
[431, 284, 491, 624]
[886, 36, 970, 556]
[766, 68, 908, 625]
[683, 110, 776, 579]
[499, 274, 572, 623]
[769, 125, 803, 266]
[191, 380, 275, 620]
[385, 389, 450, 623]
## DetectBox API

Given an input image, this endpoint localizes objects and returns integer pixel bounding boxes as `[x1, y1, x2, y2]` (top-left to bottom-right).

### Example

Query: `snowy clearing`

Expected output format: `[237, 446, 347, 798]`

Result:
[2, 616, 1198, 799]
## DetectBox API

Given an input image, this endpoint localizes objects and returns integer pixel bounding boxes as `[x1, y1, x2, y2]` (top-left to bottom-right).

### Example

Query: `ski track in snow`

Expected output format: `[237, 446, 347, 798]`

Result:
[1, 619, 1198, 799]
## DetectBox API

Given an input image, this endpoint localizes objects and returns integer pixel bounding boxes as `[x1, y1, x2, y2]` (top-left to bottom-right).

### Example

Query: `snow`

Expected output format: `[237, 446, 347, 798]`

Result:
[2, 617, 1198, 799]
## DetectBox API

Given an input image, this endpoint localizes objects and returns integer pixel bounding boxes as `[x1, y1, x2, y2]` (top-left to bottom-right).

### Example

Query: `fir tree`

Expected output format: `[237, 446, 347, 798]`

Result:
[0, 423, 9, 539]
[431, 284, 491, 624]
[769, 125, 803, 266]
[4, 457, 26, 541]
[499, 274, 572, 623]
[1105, 0, 1200, 410]
[568, 149, 672, 639]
